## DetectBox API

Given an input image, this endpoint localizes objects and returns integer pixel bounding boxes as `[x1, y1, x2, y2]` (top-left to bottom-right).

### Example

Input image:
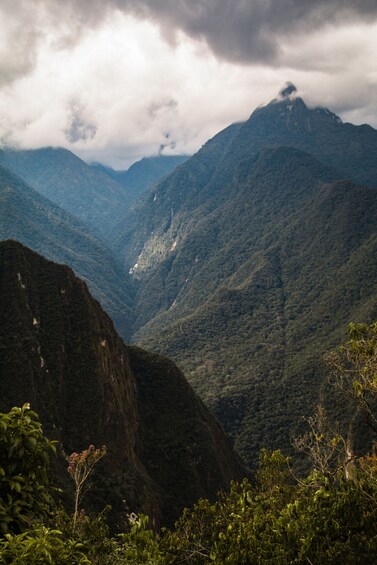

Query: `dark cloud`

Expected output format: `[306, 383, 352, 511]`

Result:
[0, 1, 40, 85]
[277, 82, 297, 99]
[159, 131, 176, 155]
[148, 99, 178, 119]
[0, 0, 113, 88]
[2, 0, 377, 87]
[1, 0, 376, 165]
[64, 100, 97, 143]
[114, 0, 377, 64]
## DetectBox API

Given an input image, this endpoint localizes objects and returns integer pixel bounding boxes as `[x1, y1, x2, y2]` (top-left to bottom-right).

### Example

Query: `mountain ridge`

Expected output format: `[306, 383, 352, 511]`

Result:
[110, 89, 377, 465]
[0, 147, 130, 241]
[0, 164, 134, 340]
[92, 154, 189, 207]
[0, 240, 244, 527]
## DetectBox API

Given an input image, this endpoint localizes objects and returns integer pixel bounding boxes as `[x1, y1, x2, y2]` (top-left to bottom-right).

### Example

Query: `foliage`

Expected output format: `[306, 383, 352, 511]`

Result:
[160, 324, 377, 564]
[51, 510, 165, 564]
[53, 506, 115, 564]
[162, 451, 293, 564]
[115, 93, 377, 470]
[2, 322, 377, 563]
[2, 441, 377, 564]
[0, 526, 90, 564]
[0, 404, 56, 535]
[112, 513, 165, 564]
[162, 451, 377, 564]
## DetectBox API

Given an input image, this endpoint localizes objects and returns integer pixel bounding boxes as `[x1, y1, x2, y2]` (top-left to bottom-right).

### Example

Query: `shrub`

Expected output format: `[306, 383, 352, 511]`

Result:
[0, 404, 56, 535]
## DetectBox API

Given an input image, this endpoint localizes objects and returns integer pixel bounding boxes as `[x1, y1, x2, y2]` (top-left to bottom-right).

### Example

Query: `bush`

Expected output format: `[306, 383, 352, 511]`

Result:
[0, 404, 56, 535]
[112, 514, 165, 564]
[0, 526, 90, 564]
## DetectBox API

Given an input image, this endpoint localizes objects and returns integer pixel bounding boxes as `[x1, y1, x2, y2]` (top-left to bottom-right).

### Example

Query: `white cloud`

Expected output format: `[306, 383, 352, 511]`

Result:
[0, 8, 376, 168]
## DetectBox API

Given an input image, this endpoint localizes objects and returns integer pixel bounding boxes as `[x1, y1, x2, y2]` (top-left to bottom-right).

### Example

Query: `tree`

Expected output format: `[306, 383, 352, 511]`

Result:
[161, 321, 377, 564]
[325, 321, 377, 434]
[67, 445, 107, 532]
[292, 405, 350, 480]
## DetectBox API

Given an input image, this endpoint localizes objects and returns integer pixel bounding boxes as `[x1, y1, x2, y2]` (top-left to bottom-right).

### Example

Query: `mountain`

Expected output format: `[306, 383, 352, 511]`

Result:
[110, 87, 377, 466]
[111, 121, 243, 265]
[0, 240, 244, 527]
[0, 147, 130, 241]
[0, 164, 133, 340]
[92, 155, 189, 206]
[225, 84, 377, 189]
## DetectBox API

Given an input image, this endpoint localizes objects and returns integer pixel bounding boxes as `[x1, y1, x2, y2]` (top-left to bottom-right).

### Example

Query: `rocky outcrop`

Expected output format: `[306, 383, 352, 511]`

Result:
[0, 240, 244, 528]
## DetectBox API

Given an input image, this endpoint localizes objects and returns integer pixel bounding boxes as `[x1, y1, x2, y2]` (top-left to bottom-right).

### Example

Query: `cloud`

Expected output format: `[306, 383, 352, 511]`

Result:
[94, 0, 377, 65]
[0, 2, 376, 167]
[64, 99, 97, 143]
[148, 99, 178, 120]
[0, 1, 39, 85]
[2, 0, 377, 88]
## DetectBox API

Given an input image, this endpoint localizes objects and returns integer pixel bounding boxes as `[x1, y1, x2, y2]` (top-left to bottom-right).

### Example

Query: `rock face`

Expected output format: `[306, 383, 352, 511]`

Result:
[0, 240, 244, 527]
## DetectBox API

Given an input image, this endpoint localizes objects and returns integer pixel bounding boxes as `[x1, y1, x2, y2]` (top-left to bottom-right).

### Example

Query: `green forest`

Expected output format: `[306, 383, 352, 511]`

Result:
[1, 322, 377, 564]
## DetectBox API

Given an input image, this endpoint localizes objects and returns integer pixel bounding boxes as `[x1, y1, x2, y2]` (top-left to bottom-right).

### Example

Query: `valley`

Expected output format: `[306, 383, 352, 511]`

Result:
[1, 0, 377, 558]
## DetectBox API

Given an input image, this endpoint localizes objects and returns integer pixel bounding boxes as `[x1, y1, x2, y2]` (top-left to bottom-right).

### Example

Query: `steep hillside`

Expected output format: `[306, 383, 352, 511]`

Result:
[0, 165, 133, 340]
[111, 121, 243, 262]
[93, 155, 189, 206]
[0, 241, 244, 527]
[111, 88, 377, 466]
[0, 147, 129, 241]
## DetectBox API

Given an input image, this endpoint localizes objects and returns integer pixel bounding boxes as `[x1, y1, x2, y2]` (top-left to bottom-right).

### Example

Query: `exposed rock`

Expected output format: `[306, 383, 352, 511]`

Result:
[0, 240, 244, 528]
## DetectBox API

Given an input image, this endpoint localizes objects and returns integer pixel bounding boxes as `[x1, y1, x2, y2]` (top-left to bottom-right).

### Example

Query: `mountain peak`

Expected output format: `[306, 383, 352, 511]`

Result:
[278, 82, 298, 100]
[258, 83, 344, 128]
[264, 82, 305, 110]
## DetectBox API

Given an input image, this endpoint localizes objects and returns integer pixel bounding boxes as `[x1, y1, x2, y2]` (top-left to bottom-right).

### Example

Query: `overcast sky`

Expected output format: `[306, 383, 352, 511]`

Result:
[0, 0, 376, 169]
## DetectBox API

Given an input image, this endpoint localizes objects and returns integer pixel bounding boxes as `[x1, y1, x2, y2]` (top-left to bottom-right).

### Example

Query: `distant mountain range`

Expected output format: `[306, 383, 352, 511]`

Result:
[0, 165, 134, 340]
[92, 155, 189, 207]
[110, 86, 377, 465]
[0, 148, 189, 243]
[0, 147, 129, 241]
[0, 152, 188, 340]
[0, 240, 243, 527]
